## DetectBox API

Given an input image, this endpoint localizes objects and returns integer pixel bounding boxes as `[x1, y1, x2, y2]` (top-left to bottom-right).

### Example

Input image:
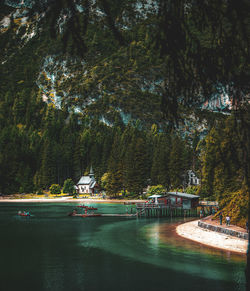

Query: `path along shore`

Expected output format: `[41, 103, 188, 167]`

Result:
[176, 218, 248, 254]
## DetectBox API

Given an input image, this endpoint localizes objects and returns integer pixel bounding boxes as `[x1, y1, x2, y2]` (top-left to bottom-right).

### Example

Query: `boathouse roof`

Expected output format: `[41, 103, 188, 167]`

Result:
[167, 192, 200, 199]
[148, 195, 163, 198]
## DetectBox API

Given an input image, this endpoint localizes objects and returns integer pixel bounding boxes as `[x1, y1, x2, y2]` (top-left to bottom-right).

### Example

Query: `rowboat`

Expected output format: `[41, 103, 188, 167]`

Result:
[18, 211, 30, 217]
[86, 207, 98, 210]
[76, 205, 98, 210]
[69, 204, 99, 217]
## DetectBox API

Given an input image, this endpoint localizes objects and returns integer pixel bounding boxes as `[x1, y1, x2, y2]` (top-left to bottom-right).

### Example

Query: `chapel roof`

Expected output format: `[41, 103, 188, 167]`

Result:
[77, 176, 93, 185]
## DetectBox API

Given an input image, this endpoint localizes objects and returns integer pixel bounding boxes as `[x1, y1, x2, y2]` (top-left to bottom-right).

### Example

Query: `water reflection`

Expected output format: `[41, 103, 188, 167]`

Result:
[147, 223, 161, 254]
[84, 218, 245, 284]
[0, 203, 246, 291]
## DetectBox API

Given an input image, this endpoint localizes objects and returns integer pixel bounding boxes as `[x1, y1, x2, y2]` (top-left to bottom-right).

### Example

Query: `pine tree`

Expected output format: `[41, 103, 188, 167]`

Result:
[169, 135, 188, 189]
[123, 132, 149, 195]
[63, 178, 75, 194]
[151, 133, 171, 187]
[106, 130, 123, 195]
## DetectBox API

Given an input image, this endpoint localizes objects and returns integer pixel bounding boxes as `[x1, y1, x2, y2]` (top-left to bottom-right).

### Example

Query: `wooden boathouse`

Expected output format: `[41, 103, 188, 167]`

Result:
[135, 192, 200, 218]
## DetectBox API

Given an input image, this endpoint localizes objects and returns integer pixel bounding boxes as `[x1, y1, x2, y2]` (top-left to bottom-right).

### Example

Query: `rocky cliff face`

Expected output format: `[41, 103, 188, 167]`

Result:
[0, 0, 228, 135]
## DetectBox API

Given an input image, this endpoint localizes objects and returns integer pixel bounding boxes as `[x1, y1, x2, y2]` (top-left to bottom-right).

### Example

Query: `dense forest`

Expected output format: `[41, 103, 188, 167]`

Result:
[0, 87, 198, 195]
[0, 1, 249, 228]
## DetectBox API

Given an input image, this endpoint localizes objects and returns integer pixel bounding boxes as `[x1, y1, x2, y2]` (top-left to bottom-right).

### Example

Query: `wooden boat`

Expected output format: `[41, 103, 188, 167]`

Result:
[86, 207, 98, 210]
[76, 205, 98, 210]
[18, 211, 30, 217]
[69, 205, 99, 217]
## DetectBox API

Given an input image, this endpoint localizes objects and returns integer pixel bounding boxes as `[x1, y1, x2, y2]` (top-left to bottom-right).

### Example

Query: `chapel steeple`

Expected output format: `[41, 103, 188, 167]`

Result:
[89, 165, 94, 178]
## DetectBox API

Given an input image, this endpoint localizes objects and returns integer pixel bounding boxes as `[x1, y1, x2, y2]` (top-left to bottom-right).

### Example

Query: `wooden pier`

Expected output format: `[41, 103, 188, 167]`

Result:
[135, 202, 199, 218]
[101, 213, 136, 217]
[124, 192, 210, 218]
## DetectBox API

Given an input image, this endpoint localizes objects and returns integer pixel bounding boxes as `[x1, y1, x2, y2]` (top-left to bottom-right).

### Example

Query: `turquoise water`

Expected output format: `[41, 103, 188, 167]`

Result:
[0, 203, 246, 291]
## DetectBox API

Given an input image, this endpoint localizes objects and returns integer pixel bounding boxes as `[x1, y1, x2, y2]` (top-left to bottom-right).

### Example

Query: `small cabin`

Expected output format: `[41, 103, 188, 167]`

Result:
[187, 170, 200, 186]
[147, 193, 199, 210]
[167, 192, 199, 210]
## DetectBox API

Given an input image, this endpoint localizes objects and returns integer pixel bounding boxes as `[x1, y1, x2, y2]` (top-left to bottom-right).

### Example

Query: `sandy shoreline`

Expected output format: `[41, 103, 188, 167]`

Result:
[176, 220, 248, 254]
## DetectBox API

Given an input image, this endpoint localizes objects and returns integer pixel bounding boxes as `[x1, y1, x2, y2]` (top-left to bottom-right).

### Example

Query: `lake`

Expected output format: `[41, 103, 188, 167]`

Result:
[0, 203, 246, 291]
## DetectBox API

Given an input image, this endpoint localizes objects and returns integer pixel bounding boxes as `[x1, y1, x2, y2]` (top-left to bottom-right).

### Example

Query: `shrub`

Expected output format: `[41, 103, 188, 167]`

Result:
[49, 184, 61, 195]
[147, 185, 166, 196]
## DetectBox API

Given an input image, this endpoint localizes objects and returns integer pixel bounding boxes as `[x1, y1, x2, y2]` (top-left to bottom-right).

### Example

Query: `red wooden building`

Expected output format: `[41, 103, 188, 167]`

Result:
[167, 192, 199, 210]
[147, 192, 199, 210]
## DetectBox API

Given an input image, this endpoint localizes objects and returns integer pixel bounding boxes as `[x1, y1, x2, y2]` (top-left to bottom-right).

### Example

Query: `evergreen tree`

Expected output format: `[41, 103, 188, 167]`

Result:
[106, 131, 123, 195]
[169, 135, 189, 189]
[151, 133, 171, 187]
[124, 133, 149, 195]
[63, 178, 75, 194]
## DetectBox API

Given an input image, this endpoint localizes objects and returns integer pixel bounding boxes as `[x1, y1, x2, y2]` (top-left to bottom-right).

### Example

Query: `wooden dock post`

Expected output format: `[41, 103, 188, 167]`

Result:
[135, 202, 199, 219]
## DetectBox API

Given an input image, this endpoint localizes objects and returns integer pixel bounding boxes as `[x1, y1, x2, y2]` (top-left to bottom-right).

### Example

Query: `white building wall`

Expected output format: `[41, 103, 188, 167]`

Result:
[78, 185, 91, 194]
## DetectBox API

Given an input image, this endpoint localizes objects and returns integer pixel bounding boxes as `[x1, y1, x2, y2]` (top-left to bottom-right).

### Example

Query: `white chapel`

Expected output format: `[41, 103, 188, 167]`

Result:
[76, 166, 98, 195]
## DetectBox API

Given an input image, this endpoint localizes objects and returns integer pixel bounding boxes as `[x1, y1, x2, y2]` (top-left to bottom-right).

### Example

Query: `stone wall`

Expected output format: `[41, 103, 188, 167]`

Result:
[198, 221, 248, 240]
